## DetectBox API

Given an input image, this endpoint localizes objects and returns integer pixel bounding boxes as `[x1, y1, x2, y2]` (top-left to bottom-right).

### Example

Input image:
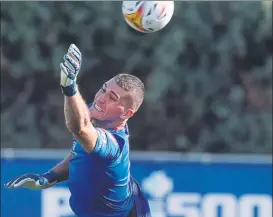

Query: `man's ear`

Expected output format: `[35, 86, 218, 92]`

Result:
[120, 109, 134, 120]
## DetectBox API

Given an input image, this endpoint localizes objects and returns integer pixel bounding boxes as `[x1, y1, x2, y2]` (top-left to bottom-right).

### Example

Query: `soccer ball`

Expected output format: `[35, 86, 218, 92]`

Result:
[122, 1, 174, 33]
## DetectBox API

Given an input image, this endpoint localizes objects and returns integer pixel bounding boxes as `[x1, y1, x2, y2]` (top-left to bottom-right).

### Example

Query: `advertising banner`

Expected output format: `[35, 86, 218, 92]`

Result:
[2, 151, 272, 217]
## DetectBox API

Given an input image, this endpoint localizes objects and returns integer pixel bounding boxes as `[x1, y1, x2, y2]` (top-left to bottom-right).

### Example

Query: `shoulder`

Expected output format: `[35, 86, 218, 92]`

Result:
[96, 128, 119, 146]
[108, 127, 129, 145]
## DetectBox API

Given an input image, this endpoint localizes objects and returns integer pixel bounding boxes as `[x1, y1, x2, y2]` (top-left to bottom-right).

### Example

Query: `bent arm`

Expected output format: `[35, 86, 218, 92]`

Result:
[64, 90, 98, 153]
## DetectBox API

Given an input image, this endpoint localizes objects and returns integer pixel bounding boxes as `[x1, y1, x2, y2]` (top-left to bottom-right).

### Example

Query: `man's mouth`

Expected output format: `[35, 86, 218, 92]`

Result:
[93, 103, 103, 112]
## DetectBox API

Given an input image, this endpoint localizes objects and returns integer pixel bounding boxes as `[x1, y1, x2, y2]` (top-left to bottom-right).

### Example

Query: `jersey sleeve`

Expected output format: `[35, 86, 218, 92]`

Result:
[92, 128, 121, 161]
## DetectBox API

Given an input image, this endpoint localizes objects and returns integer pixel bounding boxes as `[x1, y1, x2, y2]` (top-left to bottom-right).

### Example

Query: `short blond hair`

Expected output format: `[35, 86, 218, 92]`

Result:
[114, 73, 145, 111]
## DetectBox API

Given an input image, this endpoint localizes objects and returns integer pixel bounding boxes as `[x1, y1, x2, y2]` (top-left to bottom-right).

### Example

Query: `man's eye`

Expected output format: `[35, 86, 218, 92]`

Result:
[110, 97, 117, 101]
[101, 88, 106, 92]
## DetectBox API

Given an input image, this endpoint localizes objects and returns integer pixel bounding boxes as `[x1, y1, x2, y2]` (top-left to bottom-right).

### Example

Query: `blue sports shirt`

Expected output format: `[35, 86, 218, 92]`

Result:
[68, 119, 134, 217]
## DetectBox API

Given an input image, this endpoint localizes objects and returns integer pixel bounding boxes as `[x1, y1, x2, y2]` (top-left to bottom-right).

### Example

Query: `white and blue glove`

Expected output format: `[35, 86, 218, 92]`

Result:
[60, 44, 82, 96]
[4, 172, 57, 190]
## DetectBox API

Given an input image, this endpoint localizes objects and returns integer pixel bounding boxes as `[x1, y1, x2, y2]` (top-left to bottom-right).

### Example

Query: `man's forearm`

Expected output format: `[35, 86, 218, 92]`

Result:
[64, 89, 91, 134]
[48, 153, 72, 183]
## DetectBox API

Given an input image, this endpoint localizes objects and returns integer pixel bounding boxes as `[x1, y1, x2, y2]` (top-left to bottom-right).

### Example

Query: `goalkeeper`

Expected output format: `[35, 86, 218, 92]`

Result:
[5, 44, 151, 217]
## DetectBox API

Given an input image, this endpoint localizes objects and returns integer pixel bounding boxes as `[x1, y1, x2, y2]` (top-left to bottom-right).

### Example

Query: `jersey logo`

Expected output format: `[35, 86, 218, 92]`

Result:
[71, 138, 77, 156]
[71, 146, 77, 156]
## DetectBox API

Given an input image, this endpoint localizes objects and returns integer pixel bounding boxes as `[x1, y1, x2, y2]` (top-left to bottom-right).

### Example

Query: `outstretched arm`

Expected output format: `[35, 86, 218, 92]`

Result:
[60, 44, 98, 153]
[5, 153, 72, 190]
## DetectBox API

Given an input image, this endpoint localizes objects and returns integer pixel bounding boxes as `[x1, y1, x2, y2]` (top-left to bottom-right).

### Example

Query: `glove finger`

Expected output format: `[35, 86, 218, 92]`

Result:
[5, 175, 26, 188]
[16, 173, 39, 183]
[72, 50, 82, 62]
[5, 177, 19, 188]
[14, 174, 39, 184]
[63, 54, 77, 71]
[5, 175, 27, 188]
[63, 58, 76, 74]
[60, 63, 76, 81]
[70, 49, 81, 63]
[66, 54, 80, 71]
[69, 44, 81, 58]
[67, 52, 80, 67]
[63, 55, 75, 71]
[60, 63, 69, 76]
[13, 178, 35, 188]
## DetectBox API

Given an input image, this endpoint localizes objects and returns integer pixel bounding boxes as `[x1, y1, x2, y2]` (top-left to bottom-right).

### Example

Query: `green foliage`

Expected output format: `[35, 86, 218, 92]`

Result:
[1, 2, 272, 153]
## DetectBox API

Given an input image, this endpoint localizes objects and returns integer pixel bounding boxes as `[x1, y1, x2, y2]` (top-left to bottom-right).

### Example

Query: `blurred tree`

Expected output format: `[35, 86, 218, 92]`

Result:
[1, 2, 272, 153]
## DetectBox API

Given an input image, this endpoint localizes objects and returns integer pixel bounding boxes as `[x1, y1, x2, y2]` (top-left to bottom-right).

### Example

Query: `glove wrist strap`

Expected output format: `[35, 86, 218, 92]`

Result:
[42, 170, 59, 184]
[61, 83, 77, 97]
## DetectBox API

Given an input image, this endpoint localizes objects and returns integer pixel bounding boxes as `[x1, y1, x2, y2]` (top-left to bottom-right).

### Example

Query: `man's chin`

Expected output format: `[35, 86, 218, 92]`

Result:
[90, 110, 105, 120]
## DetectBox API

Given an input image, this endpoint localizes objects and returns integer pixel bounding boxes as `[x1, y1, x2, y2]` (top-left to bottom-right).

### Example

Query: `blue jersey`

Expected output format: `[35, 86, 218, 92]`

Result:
[68, 124, 134, 217]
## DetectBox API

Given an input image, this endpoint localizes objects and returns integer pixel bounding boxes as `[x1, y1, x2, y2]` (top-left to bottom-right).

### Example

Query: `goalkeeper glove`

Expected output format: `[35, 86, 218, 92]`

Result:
[4, 171, 58, 190]
[60, 44, 82, 96]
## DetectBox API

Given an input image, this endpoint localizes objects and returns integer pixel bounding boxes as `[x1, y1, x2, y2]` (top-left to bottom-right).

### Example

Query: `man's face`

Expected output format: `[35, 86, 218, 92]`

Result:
[89, 78, 134, 121]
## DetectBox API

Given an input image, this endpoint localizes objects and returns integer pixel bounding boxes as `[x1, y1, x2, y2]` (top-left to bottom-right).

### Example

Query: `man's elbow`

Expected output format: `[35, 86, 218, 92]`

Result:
[66, 123, 80, 135]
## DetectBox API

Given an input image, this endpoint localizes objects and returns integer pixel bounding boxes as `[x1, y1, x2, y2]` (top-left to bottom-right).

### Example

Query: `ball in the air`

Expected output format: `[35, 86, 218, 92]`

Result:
[122, 1, 174, 33]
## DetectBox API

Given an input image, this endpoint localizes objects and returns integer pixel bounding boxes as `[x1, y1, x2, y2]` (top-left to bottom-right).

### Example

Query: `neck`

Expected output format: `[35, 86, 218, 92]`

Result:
[91, 119, 127, 130]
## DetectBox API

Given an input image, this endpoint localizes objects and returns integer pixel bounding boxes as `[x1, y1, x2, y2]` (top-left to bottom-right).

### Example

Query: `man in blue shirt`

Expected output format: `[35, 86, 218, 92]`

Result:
[5, 44, 151, 217]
